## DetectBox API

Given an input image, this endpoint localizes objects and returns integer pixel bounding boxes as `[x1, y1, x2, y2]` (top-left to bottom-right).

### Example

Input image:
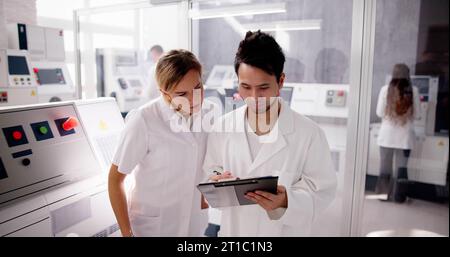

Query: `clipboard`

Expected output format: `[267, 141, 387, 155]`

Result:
[197, 176, 278, 208]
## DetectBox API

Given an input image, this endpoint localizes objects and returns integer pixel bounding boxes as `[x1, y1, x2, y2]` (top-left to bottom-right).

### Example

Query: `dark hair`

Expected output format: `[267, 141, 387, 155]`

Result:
[234, 30, 286, 82]
[385, 63, 413, 124]
[150, 45, 164, 54]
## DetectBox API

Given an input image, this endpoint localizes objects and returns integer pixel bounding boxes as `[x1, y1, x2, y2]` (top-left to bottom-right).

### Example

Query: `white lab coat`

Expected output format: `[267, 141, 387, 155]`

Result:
[376, 85, 421, 149]
[112, 97, 216, 236]
[203, 99, 337, 236]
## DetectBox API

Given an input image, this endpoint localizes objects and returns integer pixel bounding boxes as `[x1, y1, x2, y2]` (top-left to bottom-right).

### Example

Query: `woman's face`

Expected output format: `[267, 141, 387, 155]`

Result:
[164, 69, 204, 115]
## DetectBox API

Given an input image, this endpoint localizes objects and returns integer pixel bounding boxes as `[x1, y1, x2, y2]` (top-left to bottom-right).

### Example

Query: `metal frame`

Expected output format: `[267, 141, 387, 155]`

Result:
[347, 0, 377, 236]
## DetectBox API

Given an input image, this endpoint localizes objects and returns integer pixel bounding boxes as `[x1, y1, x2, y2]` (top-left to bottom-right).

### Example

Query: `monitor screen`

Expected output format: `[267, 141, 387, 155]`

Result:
[411, 77, 430, 101]
[36, 68, 66, 85]
[8, 56, 30, 75]
[412, 77, 430, 94]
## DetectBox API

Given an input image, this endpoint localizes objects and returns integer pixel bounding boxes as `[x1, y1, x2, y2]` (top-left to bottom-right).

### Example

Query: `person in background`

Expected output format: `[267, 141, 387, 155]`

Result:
[375, 63, 421, 202]
[143, 45, 165, 100]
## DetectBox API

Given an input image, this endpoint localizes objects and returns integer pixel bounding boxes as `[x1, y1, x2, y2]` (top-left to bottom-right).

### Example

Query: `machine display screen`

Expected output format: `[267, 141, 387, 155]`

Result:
[8, 56, 30, 75]
[36, 68, 66, 85]
[411, 77, 429, 101]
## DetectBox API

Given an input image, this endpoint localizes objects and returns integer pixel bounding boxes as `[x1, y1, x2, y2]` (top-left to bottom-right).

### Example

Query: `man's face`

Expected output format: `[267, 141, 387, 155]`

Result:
[237, 63, 284, 114]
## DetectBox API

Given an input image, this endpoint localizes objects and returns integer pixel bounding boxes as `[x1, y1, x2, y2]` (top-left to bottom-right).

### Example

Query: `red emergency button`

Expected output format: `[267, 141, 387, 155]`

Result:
[12, 131, 23, 140]
[62, 117, 79, 131]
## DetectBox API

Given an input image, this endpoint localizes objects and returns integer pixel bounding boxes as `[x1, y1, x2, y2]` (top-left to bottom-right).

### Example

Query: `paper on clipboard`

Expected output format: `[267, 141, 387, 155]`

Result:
[197, 176, 278, 208]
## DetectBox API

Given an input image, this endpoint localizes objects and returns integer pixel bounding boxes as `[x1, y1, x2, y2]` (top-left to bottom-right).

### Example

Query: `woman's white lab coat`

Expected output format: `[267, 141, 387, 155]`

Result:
[112, 97, 216, 236]
[376, 85, 421, 149]
[203, 99, 337, 236]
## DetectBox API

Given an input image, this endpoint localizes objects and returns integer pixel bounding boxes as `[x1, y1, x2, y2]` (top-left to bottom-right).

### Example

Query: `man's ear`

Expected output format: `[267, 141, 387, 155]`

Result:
[278, 73, 285, 89]
[276, 73, 285, 96]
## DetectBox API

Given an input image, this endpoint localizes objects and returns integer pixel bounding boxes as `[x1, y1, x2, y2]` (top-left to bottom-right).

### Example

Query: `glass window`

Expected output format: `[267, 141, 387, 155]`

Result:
[362, 0, 449, 237]
[76, 1, 188, 113]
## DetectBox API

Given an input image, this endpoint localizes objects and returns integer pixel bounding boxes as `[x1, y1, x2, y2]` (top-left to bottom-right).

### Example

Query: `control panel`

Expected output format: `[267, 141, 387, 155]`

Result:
[0, 102, 101, 205]
[290, 83, 349, 118]
[0, 49, 38, 106]
[325, 89, 347, 107]
[32, 61, 77, 103]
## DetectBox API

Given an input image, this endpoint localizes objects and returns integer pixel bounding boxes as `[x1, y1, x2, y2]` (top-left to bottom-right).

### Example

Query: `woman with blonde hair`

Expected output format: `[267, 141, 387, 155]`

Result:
[108, 49, 215, 236]
[375, 63, 421, 202]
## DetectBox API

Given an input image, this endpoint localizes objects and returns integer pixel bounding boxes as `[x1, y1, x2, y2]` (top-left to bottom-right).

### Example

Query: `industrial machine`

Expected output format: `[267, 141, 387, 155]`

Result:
[367, 76, 448, 186]
[6, 23, 76, 104]
[74, 97, 124, 171]
[0, 98, 124, 237]
[96, 48, 149, 115]
[0, 49, 39, 107]
[289, 83, 349, 174]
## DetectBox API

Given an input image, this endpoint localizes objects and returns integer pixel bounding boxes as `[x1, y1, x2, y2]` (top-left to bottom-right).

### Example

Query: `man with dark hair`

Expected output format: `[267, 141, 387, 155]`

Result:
[203, 31, 337, 236]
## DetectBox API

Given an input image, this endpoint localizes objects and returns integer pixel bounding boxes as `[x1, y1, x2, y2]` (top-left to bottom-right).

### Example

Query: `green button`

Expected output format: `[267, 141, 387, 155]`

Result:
[39, 126, 48, 135]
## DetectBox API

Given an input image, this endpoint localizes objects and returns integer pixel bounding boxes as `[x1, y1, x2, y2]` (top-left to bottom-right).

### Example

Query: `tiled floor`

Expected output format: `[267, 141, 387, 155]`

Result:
[361, 193, 449, 236]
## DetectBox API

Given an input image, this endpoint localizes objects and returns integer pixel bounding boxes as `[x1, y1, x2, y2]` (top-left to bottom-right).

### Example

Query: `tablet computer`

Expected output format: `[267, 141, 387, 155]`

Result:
[197, 176, 278, 208]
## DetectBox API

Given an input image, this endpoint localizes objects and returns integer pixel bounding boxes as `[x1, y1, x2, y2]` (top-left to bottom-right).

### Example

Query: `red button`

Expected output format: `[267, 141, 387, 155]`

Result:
[337, 90, 345, 97]
[33, 68, 39, 74]
[62, 117, 79, 131]
[12, 131, 22, 140]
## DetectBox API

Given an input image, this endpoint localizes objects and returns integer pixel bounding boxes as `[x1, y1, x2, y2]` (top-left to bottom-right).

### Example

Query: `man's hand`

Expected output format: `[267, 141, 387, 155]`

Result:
[244, 185, 288, 211]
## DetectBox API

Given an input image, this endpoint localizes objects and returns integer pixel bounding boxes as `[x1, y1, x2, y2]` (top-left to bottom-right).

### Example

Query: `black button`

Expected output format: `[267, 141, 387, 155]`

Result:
[0, 158, 7, 180]
[22, 158, 31, 166]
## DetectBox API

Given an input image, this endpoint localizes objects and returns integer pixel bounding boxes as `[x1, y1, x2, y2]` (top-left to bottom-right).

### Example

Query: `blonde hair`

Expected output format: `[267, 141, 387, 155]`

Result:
[155, 49, 202, 93]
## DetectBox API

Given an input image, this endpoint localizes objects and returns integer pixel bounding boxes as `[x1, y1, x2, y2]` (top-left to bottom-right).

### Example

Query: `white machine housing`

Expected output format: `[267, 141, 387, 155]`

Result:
[290, 83, 349, 119]
[101, 48, 149, 114]
[32, 61, 75, 102]
[7, 23, 76, 103]
[0, 49, 38, 106]
[288, 83, 349, 176]
[289, 82, 349, 172]
[0, 98, 124, 236]
[7, 23, 65, 62]
[368, 124, 448, 186]
[410, 76, 439, 136]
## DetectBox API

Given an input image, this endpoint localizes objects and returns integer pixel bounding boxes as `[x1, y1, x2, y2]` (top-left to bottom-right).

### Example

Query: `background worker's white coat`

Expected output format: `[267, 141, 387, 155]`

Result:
[203, 99, 337, 236]
[376, 85, 421, 149]
[112, 97, 215, 236]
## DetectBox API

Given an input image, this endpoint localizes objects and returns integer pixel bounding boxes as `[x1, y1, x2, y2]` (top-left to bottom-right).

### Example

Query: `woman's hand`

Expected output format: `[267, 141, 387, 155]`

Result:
[209, 171, 235, 182]
[244, 185, 288, 211]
